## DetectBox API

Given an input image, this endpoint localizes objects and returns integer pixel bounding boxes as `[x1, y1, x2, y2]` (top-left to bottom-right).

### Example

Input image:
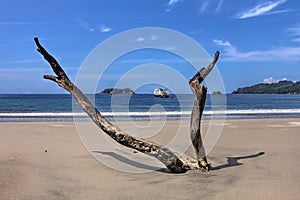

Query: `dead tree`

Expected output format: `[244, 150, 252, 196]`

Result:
[34, 37, 219, 173]
[189, 50, 219, 171]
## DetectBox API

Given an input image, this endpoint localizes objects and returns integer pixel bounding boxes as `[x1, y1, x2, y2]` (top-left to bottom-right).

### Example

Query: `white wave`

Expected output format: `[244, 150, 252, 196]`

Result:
[0, 112, 87, 117]
[219, 109, 300, 115]
[0, 109, 300, 117]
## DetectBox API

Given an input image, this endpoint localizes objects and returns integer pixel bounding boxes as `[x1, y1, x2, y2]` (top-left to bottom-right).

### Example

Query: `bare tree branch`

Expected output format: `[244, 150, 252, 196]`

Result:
[43, 75, 58, 83]
[34, 37, 219, 173]
[189, 51, 219, 171]
[189, 51, 219, 85]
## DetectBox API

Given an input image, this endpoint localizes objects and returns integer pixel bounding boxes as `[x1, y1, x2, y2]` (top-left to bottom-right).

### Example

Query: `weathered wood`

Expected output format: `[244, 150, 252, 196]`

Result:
[34, 37, 219, 173]
[189, 51, 219, 171]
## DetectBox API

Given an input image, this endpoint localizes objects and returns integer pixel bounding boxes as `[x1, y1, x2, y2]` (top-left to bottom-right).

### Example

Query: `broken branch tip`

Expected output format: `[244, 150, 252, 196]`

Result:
[214, 51, 220, 62]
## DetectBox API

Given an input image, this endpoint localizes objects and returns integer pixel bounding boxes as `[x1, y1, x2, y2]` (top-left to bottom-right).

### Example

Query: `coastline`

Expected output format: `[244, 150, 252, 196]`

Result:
[0, 118, 299, 199]
[1, 93, 300, 122]
[1, 108, 300, 122]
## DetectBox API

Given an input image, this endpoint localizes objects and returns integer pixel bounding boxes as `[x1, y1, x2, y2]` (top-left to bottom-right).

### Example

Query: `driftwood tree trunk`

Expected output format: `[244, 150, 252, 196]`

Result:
[189, 51, 219, 171]
[34, 37, 219, 173]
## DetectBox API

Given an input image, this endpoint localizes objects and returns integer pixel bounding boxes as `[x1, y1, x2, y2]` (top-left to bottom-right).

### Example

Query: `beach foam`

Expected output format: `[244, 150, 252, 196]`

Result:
[0, 109, 300, 121]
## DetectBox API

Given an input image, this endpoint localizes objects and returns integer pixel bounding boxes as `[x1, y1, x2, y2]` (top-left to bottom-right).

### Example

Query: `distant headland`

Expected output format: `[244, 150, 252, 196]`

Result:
[232, 80, 300, 94]
[100, 88, 135, 95]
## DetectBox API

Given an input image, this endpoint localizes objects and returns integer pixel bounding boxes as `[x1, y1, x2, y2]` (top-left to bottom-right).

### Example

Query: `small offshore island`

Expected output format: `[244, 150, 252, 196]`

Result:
[100, 88, 135, 95]
[211, 91, 223, 95]
[232, 80, 300, 94]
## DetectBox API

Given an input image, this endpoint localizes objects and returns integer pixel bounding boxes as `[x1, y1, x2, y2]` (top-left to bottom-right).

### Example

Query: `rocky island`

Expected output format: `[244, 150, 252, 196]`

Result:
[100, 88, 135, 95]
[211, 91, 222, 95]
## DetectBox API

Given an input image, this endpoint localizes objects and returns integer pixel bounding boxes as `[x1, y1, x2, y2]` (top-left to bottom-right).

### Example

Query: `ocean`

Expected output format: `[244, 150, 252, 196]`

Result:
[0, 94, 300, 122]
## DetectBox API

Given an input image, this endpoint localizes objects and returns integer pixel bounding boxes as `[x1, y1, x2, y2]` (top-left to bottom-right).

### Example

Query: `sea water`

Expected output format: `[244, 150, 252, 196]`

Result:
[0, 94, 299, 121]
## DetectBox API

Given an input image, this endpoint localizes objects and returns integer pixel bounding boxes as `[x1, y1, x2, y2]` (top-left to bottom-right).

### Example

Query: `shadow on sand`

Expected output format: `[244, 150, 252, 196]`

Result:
[211, 152, 265, 171]
[92, 151, 265, 173]
[92, 151, 169, 172]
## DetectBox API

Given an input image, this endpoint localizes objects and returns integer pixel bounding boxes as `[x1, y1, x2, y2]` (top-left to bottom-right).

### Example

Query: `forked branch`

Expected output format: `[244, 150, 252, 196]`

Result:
[34, 37, 219, 173]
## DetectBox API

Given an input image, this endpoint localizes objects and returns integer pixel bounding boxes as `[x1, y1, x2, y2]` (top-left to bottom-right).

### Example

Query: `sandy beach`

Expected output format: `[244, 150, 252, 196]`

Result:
[0, 118, 299, 200]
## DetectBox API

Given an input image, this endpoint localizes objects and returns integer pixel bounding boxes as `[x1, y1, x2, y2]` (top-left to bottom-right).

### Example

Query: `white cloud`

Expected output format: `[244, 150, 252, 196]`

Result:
[75, 18, 95, 32]
[213, 38, 300, 62]
[199, 1, 209, 13]
[286, 24, 300, 43]
[135, 37, 145, 42]
[287, 25, 300, 36]
[262, 9, 291, 15]
[75, 19, 111, 33]
[167, 0, 180, 6]
[228, 47, 300, 62]
[215, 0, 224, 13]
[263, 77, 290, 84]
[228, 47, 300, 61]
[99, 25, 111, 33]
[165, 0, 182, 12]
[263, 77, 278, 84]
[213, 39, 232, 47]
[292, 37, 300, 43]
[235, 0, 288, 19]
[134, 35, 158, 42]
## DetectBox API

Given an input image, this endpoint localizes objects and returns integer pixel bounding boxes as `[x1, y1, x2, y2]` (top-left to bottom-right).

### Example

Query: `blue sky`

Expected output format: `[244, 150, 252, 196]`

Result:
[0, 0, 299, 93]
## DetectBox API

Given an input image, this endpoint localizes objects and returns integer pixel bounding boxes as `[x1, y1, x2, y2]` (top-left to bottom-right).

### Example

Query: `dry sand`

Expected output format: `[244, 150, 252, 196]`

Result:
[0, 118, 299, 200]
